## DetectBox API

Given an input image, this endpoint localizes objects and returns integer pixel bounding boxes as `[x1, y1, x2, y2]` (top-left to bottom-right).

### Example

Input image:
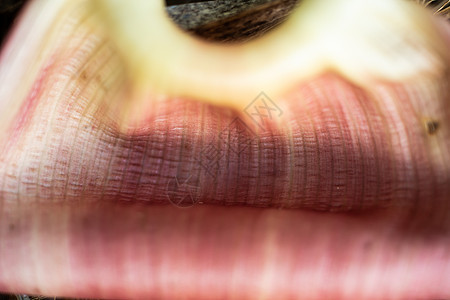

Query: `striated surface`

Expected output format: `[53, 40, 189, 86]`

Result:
[0, 0, 449, 299]
[0, 21, 449, 217]
[0, 1, 449, 214]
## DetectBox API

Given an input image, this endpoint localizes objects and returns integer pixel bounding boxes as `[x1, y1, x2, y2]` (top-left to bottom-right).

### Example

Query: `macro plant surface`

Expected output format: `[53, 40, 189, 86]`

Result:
[0, 0, 449, 299]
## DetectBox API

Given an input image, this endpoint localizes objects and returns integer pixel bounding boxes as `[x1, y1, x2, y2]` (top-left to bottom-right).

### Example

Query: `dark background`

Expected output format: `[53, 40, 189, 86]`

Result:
[166, 0, 214, 5]
[0, 0, 26, 46]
